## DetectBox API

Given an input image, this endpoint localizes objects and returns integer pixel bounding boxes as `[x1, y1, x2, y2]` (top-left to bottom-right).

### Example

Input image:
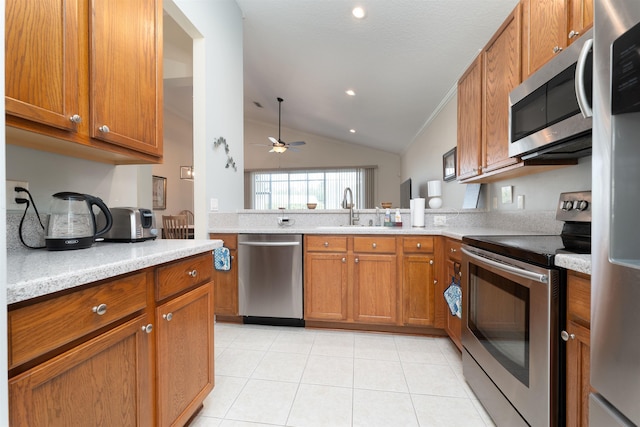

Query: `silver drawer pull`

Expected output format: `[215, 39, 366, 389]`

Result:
[163, 313, 173, 321]
[69, 114, 82, 123]
[429, 260, 434, 265]
[98, 125, 110, 133]
[142, 324, 153, 334]
[372, 243, 377, 248]
[188, 269, 198, 278]
[324, 242, 329, 247]
[416, 243, 421, 248]
[92, 303, 107, 316]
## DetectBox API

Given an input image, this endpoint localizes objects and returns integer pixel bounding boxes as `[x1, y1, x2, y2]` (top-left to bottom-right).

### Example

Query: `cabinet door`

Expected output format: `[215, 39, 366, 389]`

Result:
[403, 255, 436, 326]
[5, 0, 80, 131]
[522, 0, 567, 79]
[566, 320, 591, 427]
[9, 315, 152, 426]
[457, 54, 483, 180]
[353, 254, 398, 324]
[443, 259, 462, 351]
[90, 0, 162, 156]
[156, 283, 214, 427]
[214, 248, 238, 315]
[568, 0, 593, 43]
[483, 5, 521, 173]
[304, 253, 348, 321]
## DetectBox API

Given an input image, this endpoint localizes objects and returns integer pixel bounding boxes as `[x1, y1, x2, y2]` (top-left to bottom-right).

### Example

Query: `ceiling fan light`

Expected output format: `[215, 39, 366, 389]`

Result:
[272, 145, 287, 153]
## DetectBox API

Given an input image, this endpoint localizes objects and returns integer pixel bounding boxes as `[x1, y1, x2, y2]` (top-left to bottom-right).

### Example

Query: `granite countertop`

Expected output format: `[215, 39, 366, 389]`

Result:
[7, 239, 223, 305]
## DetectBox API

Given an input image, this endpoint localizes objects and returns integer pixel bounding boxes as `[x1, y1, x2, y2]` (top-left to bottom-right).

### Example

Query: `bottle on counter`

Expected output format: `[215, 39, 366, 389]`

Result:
[384, 208, 391, 226]
[394, 208, 402, 226]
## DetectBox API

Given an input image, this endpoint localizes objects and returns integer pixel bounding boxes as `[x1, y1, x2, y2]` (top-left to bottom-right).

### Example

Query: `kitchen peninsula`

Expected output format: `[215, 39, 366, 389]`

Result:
[6, 239, 221, 426]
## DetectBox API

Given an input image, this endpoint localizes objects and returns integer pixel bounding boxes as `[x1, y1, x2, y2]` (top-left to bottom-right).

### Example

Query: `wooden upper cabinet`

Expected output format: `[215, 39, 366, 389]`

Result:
[5, 0, 163, 164]
[5, 0, 80, 132]
[482, 4, 521, 173]
[568, 0, 593, 43]
[90, 0, 162, 156]
[521, 0, 568, 79]
[457, 54, 483, 180]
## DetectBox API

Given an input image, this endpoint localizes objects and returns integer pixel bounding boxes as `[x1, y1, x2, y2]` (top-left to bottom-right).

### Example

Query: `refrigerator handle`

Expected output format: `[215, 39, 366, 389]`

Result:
[575, 38, 593, 118]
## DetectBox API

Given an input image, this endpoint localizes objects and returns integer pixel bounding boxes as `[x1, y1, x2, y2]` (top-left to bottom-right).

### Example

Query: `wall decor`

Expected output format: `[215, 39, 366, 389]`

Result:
[213, 136, 237, 171]
[152, 175, 167, 210]
[443, 147, 457, 182]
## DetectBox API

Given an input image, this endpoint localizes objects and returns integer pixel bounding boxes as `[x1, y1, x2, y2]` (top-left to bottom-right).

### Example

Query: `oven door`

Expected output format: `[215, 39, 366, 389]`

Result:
[461, 245, 560, 427]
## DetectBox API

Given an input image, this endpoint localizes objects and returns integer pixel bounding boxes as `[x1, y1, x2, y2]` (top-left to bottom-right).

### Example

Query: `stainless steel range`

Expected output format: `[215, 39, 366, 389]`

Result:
[461, 191, 591, 427]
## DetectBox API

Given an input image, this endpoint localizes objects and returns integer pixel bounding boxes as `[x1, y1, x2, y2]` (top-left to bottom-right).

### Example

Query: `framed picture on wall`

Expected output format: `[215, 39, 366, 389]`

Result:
[443, 148, 457, 182]
[152, 175, 167, 210]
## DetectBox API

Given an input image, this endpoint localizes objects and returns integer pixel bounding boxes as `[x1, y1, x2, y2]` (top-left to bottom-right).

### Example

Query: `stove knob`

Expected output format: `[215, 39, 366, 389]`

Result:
[562, 200, 573, 211]
[576, 200, 589, 211]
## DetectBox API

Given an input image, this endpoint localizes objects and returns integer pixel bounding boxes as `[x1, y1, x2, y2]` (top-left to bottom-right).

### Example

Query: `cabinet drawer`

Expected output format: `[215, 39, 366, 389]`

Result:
[210, 233, 237, 250]
[353, 236, 396, 253]
[8, 272, 147, 369]
[306, 235, 348, 252]
[446, 238, 462, 261]
[567, 272, 591, 327]
[402, 236, 434, 253]
[156, 252, 213, 301]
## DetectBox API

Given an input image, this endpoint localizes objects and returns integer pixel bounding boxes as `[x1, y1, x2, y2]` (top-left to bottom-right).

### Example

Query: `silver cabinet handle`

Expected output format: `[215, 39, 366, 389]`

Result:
[231, 255, 235, 260]
[429, 259, 434, 265]
[163, 313, 173, 321]
[553, 45, 563, 53]
[568, 30, 579, 39]
[416, 243, 421, 248]
[142, 324, 153, 334]
[92, 303, 107, 316]
[434, 280, 438, 285]
[372, 243, 377, 249]
[188, 269, 197, 278]
[561, 330, 575, 341]
[342, 257, 346, 263]
[355, 258, 359, 264]
[575, 38, 593, 118]
[98, 125, 110, 133]
[450, 248, 457, 253]
[324, 242, 329, 247]
[69, 114, 82, 123]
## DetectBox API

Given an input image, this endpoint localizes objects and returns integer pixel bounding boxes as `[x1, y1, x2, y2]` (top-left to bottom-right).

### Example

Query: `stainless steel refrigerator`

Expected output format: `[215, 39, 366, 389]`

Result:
[592, 1, 640, 425]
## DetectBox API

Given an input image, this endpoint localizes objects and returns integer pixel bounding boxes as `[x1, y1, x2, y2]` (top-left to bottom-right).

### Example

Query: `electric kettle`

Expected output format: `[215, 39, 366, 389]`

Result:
[45, 192, 113, 251]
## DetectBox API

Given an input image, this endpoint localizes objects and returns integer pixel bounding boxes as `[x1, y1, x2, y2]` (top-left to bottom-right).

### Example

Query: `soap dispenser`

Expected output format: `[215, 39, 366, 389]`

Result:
[394, 208, 402, 226]
[384, 209, 391, 226]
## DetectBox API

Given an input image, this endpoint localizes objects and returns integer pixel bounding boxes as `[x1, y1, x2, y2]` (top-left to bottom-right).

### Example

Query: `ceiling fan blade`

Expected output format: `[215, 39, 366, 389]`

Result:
[288, 141, 306, 146]
[268, 136, 279, 144]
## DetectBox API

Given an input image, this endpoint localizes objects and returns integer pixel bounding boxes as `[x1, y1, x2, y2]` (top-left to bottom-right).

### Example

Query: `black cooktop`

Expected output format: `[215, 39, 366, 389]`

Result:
[462, 235, 589, 268]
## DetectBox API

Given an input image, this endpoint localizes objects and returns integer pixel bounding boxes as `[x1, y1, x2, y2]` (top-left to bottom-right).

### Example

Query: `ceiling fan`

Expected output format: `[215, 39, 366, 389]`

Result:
[266, 97, 306, 153]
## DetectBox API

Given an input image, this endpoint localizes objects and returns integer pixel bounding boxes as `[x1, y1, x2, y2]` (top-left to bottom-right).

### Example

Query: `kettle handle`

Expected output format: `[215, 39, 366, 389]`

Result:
[87, 195, 113, 238]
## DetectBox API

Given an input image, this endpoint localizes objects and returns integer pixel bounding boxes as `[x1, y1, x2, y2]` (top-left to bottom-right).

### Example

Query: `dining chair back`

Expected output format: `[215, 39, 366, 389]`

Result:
[162, 215, 189, 239]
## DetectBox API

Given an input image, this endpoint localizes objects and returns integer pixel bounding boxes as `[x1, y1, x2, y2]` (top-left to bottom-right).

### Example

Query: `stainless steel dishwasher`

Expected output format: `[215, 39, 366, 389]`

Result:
[238, 233, 304, 326]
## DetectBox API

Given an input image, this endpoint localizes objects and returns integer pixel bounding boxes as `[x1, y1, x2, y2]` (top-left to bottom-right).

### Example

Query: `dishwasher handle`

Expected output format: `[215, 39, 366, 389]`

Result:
[238, 241, 301, 247]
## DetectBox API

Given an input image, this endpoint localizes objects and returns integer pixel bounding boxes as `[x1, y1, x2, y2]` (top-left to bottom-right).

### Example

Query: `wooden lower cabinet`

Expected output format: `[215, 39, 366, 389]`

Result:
[210, 233, 239, 316]
[304, 252, 349, 321]
[353, 253, 398, 324]
[565, 271, 592, 427]
[9, 315, 153, 426]
[156, 283, 215, 427]
[443, 238, 463, 350]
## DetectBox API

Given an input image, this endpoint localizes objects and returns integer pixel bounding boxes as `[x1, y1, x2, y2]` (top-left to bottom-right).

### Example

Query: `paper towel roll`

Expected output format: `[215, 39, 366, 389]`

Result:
[410, 199, 415, 226]
[411, 198, 425, 227]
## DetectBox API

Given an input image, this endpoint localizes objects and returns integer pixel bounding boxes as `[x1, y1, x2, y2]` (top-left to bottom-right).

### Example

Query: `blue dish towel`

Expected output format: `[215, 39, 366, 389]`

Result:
[214, 247, 231, 271]
[444, 277, 462, 318]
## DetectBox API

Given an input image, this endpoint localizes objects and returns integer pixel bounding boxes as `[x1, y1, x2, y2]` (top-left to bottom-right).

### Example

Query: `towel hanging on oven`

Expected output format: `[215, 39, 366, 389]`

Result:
[443, 261, 462, 318]
[214, 246, 231, 271]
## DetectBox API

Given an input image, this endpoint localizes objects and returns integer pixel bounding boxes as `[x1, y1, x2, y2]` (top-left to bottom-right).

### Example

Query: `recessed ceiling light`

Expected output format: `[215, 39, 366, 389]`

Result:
[345, 89, 356, 96]
[352, 7, 366, 19]
[350, 129, 356, 133]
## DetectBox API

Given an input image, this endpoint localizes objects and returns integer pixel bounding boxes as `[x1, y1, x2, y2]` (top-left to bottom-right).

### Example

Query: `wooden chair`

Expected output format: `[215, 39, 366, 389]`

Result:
[179, 209, 194, 225]
[162, 215, 189, 239]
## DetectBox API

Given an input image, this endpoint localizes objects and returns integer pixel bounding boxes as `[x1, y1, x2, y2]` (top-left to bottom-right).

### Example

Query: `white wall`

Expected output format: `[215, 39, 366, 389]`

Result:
[245, 118, 401, 207]
[173, 0, 245, 222]
[401, 94, 467, 208]
[402, 92, 592, 211]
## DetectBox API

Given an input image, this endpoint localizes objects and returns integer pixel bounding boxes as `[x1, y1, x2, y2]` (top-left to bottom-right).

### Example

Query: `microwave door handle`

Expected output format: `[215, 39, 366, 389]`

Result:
[575, 38, 593, 118]
[461, 247, 548, 283]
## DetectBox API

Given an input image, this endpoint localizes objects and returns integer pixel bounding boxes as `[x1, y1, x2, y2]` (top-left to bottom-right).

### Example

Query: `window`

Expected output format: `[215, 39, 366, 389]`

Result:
[245, 167, 376, 210]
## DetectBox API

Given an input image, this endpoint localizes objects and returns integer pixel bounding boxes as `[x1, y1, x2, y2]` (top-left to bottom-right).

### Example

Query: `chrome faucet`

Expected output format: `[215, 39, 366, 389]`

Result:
[342, 187, 359, 225]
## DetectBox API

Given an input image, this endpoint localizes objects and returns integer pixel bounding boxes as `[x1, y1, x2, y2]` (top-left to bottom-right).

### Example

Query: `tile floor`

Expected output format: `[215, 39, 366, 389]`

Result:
[191, 323, 495, 427]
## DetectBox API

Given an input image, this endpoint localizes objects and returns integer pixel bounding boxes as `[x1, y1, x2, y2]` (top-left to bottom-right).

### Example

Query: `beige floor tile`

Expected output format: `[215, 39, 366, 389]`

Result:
[412, 394, 486, 427]
[199, 375, 248, 418]
[402, 362, 468, 398]
[354, 358, 409, 392]
[225, 379, 298, 425]
[251, 351, 308, 382]
[215, 348, 265, 377]
[301, 355, 354, 388]
[353, 389, 418, 427]
[287, 383, 353, 427]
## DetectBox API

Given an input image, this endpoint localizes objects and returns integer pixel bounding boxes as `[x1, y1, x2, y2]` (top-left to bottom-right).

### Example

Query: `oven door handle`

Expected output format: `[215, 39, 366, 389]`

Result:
[461, 247, 548, 283]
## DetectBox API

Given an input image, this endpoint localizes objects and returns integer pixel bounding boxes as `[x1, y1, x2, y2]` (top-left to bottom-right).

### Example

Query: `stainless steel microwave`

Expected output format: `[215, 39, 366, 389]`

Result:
[509, 29, 593, 160]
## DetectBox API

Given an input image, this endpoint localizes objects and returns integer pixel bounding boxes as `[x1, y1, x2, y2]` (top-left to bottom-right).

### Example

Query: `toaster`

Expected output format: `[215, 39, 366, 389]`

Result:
[99, 207, 158, 242]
